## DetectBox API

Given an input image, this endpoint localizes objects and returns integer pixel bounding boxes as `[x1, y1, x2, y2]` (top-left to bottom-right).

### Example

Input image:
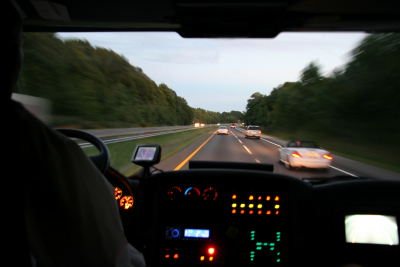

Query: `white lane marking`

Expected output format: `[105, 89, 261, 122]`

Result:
[255, 159, 260, 163]
[238, 139, 242, 144]
[261, 138, 282, 147]
[330, 166, 358, 177]
[243, 145, 252, 154]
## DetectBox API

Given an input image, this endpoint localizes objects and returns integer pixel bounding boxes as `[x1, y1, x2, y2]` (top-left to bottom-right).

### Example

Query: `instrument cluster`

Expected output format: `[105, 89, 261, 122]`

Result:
[115, 187, 134, 210]
[167, 186, 218, 201]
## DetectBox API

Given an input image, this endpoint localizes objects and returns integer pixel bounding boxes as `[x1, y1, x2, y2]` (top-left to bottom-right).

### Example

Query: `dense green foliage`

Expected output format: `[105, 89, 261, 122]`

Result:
[244, 33, 400, 167]
[16, 33, 243, 128]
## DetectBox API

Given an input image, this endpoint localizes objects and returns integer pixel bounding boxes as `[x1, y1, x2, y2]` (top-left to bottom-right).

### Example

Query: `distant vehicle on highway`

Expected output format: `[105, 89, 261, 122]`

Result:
[245, 125, 261, 139]
[278, 140, 332, 171]
[230, 123, 236, 128]
[201, 123, 205, 127]
[217, 123, 220, 126]
[194, 123, 200, 127]
[217, 126, 229, 135]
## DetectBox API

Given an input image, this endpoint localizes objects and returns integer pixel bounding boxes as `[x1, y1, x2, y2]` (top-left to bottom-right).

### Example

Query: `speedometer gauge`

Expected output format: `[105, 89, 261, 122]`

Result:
[115, 187, 122, 200]
[167, 186, 182, 201]
[120, 196, 134, 209]
[202, 187, 218, 201]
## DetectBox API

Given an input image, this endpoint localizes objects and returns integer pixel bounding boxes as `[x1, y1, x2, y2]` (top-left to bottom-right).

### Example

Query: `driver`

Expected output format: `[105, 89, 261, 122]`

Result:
[4, 1, 145, 266]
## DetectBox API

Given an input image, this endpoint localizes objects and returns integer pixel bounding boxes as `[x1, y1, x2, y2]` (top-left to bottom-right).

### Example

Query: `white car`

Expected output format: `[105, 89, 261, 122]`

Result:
[230, 124, 236, 128]
[217, 126, 229, 135]
[278, 140, 332, 171]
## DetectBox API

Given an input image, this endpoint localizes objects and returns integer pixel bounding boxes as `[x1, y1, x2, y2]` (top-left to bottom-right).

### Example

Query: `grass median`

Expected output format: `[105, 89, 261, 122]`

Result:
[83, 127, 217, 176]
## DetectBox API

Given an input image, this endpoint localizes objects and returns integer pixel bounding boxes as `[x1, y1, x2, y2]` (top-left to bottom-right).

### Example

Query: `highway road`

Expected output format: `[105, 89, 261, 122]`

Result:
[154, 128, 400, 181]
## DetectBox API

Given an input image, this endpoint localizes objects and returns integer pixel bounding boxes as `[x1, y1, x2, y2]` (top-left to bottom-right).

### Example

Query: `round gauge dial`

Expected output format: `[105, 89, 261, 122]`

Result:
[120, 196, 134, 209]
[185, 187, 200, 196]
[167, 186, 182, 201]
[202, 187, 218, 201]
[115, 187, 123, 200]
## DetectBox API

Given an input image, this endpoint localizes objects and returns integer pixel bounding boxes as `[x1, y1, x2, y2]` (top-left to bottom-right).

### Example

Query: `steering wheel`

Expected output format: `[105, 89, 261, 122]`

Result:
[56, 129, 110, 174]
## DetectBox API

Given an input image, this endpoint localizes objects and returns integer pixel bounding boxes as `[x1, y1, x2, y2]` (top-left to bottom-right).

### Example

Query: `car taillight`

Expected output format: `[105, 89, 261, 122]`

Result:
[291, 151, 302, 158]
[259, 131, 261, 134]
[246, 130, 249, 133]
[323, 154, 333, 160]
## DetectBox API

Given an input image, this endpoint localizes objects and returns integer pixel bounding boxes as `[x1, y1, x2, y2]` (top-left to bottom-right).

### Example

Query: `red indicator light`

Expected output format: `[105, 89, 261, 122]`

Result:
[208, 248, 215, 255]
[209, 257, 214, 261]
[267, 210, 271, 215]
[266, 196, 271, 201]
[258, 196, 262, 200]
[249, 210, 254, 214]
[249, 195, 254, 200]
[200, 256, 205, 261]
[232, 194, 237, 199]
[323, 154, 333, 160]
[165, 255, 170, 258]
[258, 210, 262, 214]
[240, 210, 245, 214]
[276, 211, 279, 215]
[232, 209, 236, 214]
[275, 196, 279, 201]
[173, 254, 179, 259]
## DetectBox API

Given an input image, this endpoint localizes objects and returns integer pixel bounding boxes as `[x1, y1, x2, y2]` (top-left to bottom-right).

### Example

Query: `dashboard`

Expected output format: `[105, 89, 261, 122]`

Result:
[113, 168, 400, 267]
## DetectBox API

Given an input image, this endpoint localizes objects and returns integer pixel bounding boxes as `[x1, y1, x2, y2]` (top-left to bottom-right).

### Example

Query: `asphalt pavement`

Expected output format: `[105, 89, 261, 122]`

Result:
[155, 128, 400, 180]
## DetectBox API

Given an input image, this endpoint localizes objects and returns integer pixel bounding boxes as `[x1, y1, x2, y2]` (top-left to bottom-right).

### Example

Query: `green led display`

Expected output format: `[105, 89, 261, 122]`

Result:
[249, 230, 282, 263]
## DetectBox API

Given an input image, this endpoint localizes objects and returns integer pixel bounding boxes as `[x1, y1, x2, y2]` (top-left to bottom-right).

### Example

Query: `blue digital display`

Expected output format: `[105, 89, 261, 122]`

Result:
[184, 229, 210, 238]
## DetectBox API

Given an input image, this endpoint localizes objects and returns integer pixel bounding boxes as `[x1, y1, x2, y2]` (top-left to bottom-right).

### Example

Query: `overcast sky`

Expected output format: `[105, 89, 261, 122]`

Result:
[57, 32, 367, 113]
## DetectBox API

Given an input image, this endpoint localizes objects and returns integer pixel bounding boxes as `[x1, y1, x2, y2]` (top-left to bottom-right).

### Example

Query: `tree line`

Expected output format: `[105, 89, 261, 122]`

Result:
[16, 33, 243, 128]
[244, 33, 400, 149]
